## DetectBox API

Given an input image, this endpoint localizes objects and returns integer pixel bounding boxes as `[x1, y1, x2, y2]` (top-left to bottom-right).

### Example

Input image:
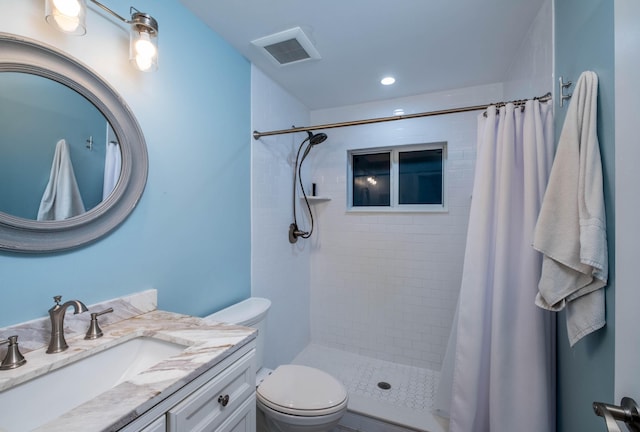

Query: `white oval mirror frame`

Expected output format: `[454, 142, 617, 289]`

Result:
[0, 33, 148, 253]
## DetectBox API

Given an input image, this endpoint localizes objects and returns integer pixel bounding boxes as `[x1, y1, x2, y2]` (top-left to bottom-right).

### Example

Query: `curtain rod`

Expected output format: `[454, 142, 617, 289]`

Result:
[252, 92, 552, 140]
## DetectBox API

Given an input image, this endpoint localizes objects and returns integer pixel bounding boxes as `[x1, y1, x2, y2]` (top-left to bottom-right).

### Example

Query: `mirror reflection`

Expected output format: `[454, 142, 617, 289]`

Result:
[0, 72, 121, 221]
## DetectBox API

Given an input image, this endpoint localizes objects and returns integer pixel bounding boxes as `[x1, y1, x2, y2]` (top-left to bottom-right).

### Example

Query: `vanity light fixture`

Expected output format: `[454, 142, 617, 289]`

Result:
[45, 0, 159, 72]
[45, 0, 87, 35]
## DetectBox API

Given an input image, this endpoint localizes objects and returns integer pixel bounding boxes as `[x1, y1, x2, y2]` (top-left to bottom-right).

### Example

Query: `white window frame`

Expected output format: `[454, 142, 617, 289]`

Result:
[347, 142, 448, 213]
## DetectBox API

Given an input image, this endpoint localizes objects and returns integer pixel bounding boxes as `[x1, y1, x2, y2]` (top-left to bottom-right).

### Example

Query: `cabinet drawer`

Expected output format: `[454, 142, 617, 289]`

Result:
[167, 349, 255, 432]
[217, 394, 256, 432]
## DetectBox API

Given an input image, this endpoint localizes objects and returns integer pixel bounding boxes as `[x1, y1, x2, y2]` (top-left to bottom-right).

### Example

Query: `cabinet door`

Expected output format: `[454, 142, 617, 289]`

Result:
[217, 394, 256, 432]
[138, 416, 166, 432]
[167, 349, 255, 432]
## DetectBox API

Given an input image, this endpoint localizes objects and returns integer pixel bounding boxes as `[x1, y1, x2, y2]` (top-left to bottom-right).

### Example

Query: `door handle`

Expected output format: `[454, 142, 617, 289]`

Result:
[593, 397, 640, 432]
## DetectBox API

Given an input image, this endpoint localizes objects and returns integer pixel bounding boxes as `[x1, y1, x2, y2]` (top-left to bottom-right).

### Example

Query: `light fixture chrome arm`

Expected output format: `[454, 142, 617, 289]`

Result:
[88, 0, 128, 23]
[87, 1, 158, 34]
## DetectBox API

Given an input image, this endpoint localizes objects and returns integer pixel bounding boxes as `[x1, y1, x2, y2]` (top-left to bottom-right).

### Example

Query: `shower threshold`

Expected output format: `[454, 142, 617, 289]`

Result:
[292, 344, 448, 432]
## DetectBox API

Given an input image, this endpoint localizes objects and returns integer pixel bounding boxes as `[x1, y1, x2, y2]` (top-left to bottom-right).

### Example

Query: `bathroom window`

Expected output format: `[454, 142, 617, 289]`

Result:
[347, 142, 447, 212]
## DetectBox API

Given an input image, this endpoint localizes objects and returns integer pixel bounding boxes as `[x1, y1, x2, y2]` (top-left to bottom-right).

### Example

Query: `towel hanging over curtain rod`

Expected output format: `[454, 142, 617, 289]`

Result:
[253, 92, 552, 140]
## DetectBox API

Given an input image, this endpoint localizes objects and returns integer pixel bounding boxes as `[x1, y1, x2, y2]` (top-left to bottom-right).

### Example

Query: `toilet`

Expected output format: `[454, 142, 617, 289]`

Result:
[205, 298, 348, 432]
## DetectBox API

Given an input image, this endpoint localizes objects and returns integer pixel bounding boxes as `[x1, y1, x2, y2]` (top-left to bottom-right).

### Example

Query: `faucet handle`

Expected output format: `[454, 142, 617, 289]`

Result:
[48, 295, 63, 313]
[0, 335, 27, 370]
[85, 308, 114, 340]
[93, 307, 114, 318]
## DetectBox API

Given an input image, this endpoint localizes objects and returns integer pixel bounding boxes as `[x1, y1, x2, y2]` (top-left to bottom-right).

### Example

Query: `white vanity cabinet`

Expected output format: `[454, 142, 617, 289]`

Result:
[138, 416, 166, 432]
[121, 341, 256, 432]
[166, 342, 255, 431]
[208, 394, 256, 432]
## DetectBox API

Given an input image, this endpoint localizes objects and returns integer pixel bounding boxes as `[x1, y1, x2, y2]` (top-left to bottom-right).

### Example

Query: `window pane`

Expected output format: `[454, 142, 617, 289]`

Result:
[353, 153, 390, 206]
[398, 149, 442, 205]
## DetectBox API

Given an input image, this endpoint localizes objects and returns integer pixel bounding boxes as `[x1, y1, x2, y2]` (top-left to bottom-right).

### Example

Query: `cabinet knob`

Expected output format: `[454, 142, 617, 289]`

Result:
[218, 394, 230, 407]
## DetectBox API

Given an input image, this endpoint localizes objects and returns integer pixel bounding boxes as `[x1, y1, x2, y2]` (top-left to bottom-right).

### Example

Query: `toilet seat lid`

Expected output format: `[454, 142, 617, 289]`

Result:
[257, 365, 348, 416]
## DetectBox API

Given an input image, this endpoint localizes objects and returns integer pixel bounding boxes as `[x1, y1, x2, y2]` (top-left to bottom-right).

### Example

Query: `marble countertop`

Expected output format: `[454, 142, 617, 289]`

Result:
[0, 306, 255, 431]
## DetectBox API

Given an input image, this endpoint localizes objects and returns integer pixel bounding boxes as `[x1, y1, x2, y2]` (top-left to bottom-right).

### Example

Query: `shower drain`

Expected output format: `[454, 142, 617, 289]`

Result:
[377, 381, 391, 390]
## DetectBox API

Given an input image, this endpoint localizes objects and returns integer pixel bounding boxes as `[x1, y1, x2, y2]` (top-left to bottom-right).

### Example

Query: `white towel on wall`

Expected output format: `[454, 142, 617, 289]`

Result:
[37, 139, 86, 221]
[533, 71, 607, 346]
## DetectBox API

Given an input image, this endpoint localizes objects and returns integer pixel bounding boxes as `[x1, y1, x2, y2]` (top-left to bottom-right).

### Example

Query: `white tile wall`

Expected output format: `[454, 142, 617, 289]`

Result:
[251, 66, 313, 368]
[503, 0, 553, 100]
[307, 84, 504, 370]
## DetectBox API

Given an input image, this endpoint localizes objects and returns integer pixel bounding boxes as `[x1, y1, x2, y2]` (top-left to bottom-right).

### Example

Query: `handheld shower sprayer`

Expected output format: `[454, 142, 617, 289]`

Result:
[308, 131, 328, 146]
[290, 131, 327, 243]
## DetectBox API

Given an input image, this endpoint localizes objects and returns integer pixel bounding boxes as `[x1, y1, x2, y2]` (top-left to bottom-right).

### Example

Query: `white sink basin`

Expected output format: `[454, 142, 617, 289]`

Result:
[0, 336, 187, 431]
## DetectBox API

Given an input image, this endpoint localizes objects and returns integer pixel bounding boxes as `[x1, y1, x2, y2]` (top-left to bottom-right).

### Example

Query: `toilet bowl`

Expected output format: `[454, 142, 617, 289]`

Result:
[205, 298, 348, 432]
[256, 364, 348, 432]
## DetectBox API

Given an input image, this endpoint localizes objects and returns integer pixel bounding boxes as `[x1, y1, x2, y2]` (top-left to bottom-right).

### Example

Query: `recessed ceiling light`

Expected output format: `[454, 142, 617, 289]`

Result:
[393, 109, 405, 116]
[381, 76, 395, 86]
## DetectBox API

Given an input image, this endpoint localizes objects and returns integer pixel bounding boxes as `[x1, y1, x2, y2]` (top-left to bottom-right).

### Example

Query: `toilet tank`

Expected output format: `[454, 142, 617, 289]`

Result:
[205, 297, 271, 370]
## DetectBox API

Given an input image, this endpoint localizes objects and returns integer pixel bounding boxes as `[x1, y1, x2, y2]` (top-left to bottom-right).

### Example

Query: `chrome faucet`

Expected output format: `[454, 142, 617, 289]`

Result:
[0, 335, 26, 369]
[46, 295, 88, 354]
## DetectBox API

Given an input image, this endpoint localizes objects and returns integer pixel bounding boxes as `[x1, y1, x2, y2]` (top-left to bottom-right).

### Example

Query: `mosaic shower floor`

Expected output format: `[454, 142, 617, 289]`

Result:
[292, 344, 448, 432]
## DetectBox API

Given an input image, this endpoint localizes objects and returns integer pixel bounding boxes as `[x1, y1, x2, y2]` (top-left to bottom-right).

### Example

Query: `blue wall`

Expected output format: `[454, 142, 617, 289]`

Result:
[554, 0, 615, 431]
[0, 0, 251, 326]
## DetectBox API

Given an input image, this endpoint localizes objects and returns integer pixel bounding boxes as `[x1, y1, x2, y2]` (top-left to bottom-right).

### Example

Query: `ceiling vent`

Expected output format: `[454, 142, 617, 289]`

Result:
[252, 27, 321, 66]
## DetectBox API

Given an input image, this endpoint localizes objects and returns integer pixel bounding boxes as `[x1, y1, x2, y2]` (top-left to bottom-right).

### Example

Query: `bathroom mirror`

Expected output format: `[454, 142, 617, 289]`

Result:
[0, 72, 117, 219]
[0, 33, 148, 253]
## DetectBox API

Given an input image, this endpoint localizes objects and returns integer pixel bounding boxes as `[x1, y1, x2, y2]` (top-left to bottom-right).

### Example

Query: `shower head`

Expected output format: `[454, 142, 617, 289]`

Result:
[300, 131, 327, 162]
[307, 131, 327, 146]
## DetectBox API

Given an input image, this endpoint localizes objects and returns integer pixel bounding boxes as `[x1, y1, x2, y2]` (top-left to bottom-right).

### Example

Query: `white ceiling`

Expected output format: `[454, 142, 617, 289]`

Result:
[180, 0, 546, 110]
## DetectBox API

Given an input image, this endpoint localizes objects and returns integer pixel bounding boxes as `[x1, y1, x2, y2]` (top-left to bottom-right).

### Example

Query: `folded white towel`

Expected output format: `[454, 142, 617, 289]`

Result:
[533, 71, 607, 346]
[37, 139, 86, 221]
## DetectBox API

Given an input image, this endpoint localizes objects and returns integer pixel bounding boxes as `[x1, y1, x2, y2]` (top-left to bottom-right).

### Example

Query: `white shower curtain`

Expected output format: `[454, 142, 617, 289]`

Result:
[102, 140, 121, 200]
[437, 100, 555, 431]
